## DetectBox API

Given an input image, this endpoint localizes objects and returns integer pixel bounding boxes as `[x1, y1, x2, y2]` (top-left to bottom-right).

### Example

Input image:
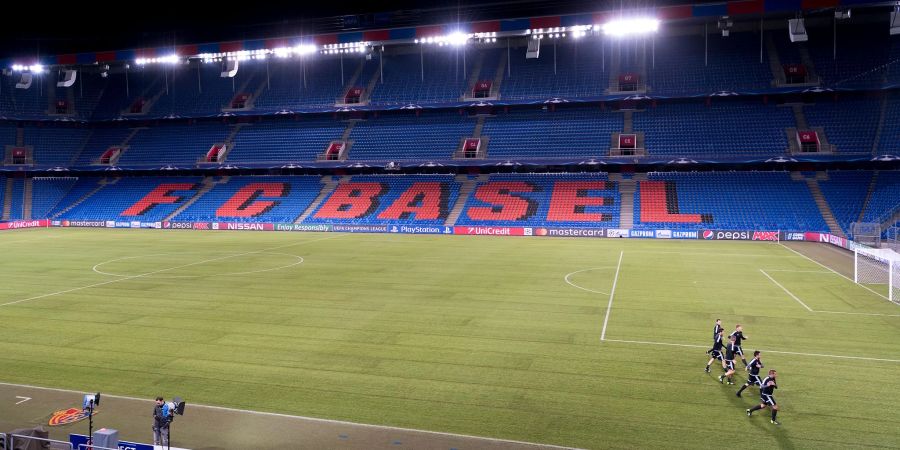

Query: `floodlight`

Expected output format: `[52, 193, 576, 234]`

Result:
[30, 64, 44, 74]
[602, 18, 660, 37]
[446, 31, 469, 46]
[294, 44, 317, 55]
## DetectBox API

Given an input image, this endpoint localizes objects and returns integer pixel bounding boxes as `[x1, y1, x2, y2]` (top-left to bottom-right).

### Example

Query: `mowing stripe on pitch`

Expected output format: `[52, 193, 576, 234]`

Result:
[0, 234, 343, 308]
[603, 339, 900, 363]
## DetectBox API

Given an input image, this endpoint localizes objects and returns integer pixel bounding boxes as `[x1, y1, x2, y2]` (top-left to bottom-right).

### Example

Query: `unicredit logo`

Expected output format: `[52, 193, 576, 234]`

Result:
[703, 230, 714, 239]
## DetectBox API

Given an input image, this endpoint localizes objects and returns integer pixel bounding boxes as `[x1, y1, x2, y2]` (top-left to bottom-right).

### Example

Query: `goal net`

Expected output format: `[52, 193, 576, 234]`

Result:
[854, 247, 900, 303]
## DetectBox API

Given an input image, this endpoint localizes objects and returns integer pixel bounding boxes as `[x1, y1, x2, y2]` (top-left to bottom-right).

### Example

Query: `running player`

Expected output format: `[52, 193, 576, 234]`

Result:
[736, 351, 763, 397]
[705, 328, 725, 373]
[718, 335, 737, 385]
[730, 324, 749, 368]
[707, 319, 723, 354]
[746, 369, 780, 425]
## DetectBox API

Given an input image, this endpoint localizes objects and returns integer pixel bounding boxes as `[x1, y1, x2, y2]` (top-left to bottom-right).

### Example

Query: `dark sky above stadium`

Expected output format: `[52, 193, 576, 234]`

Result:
[0, 0, 727, 59]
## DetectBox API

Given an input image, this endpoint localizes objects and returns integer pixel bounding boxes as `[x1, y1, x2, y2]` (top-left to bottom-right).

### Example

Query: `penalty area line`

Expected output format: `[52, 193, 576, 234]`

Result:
[759, 269, 814, 312]
[778, 243, 890, 303]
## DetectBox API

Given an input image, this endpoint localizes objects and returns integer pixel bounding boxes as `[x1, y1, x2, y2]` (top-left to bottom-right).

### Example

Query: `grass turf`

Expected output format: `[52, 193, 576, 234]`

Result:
[0, 228, 898, 449]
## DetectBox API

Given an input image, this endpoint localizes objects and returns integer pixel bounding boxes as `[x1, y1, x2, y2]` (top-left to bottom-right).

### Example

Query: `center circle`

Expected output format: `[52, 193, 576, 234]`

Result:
[564, 267, 616, 295]
[93, 252, 304, 279]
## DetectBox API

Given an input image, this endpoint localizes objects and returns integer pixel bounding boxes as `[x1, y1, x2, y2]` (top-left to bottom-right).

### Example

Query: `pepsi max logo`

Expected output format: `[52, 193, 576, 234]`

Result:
[703, 230, 714, 239]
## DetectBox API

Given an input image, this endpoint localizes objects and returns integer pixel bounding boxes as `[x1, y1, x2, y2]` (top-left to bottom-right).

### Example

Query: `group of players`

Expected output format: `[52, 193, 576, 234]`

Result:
[705, 319, 781, 425]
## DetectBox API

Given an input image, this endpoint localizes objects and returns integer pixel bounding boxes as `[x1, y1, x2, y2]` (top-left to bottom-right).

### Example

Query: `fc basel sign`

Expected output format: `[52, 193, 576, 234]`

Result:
[48, 407, 97, 426]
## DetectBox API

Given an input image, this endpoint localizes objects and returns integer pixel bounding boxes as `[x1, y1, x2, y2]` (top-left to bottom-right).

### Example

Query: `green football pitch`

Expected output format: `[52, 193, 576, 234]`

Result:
[0, 228, 898, 449]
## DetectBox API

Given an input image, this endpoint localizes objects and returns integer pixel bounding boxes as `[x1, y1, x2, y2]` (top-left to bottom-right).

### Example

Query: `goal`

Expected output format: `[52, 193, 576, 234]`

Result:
[854, 247, 900, 303]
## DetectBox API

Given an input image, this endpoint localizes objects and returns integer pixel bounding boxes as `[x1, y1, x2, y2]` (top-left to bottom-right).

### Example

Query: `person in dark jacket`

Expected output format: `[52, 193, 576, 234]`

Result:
[153, 396, 170, 446]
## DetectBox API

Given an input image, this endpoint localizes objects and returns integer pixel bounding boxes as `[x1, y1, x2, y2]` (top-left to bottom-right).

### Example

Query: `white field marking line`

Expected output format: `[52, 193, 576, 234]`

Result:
[759, 269, 814, 312]
[760, 269, 900, 317]
[0, 382, 582, 450]
[627, 250, 796, 258]
[603, 339, 900, 363]
[93, 252, 304, 279]
[600, 251, 624, 342]
[15, 396, 30, 405]
[563, 267, 616, 296]
[0, 234, 342, 308]
[815, 310, 900, 317]
[779, 243, 891, 302]
[762, 269, 832, 274]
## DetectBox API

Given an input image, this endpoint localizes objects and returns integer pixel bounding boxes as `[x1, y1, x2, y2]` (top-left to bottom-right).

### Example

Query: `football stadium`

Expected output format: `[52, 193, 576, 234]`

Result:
[0, 1, 899, 448]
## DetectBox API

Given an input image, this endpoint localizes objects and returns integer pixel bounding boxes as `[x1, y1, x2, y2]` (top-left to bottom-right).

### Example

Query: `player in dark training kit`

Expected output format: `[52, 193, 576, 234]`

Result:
[705, 328, 725, 373]
[707, 319, 723, 354]
[730, 324, 749, 368]
[736, 351, 763, 397]
[718, 336, 737, 385]
[747, 369, 780, 425]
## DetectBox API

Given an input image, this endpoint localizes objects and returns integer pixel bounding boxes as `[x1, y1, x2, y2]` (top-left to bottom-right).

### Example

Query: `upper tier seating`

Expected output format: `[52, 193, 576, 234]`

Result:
[483, 107, 619, 158]
[634, 101, 793, 157]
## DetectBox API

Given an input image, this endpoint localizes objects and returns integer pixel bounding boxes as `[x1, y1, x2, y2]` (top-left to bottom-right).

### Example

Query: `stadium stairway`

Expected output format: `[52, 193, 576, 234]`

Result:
[804, 174, 845, 236]
[23, 178, 32, 220]
[858, 171, 880, 223]
[444, 174, 483, 226]
[461, 51, 486, 100]
[765, 35, 785, 86]
[1, 178, 12, 220]
[295, 176, 344, 223]
[872, 96, 889, 155]
[162, 177, 222, 221]
[50, 178, 115, 219]
[610, 173, 636, 229]
[882, 208, 900, 231]
[337, 59, 369, 106]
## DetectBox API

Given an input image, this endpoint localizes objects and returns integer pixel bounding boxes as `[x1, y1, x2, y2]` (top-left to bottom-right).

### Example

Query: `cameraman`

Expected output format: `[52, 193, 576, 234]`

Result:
[152, 396, 170, 446]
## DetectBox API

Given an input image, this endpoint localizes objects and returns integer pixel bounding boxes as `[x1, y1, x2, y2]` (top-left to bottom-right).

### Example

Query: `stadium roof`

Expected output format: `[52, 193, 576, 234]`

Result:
[1, 0, 896, 67]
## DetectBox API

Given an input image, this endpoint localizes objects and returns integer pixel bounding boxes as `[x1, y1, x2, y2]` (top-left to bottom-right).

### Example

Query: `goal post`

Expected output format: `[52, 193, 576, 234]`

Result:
[854, 247, 899, 303]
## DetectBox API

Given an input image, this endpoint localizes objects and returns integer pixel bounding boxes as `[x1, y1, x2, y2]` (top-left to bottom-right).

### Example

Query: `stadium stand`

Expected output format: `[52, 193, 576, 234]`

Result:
[24, 126, 91, 166]
[8, 178, 24, 220]
[369, 50, 469, 105]
[878, 95, 900, 155]
[226, 118, 346, 163]
[31, 177, 78, 219]
[633, 172, 829, 231]
[347, 111, 474, 160]
[803, 97, 881, 154]
[648, 32, 772, 96]
[500, 43, 607, 100]
[115, 123, 230, 165]
[305, 174, 460, 225]
[58, 177, 203, 221]
[818, 171, 874, 234]
[634, 101, 793, 157]
[861, 171, 900, 223]
[482, 107, 619, 158]
[174, 176, 323, 223]
[454, 173, 619, 227]
[252, 58, 346, 111]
